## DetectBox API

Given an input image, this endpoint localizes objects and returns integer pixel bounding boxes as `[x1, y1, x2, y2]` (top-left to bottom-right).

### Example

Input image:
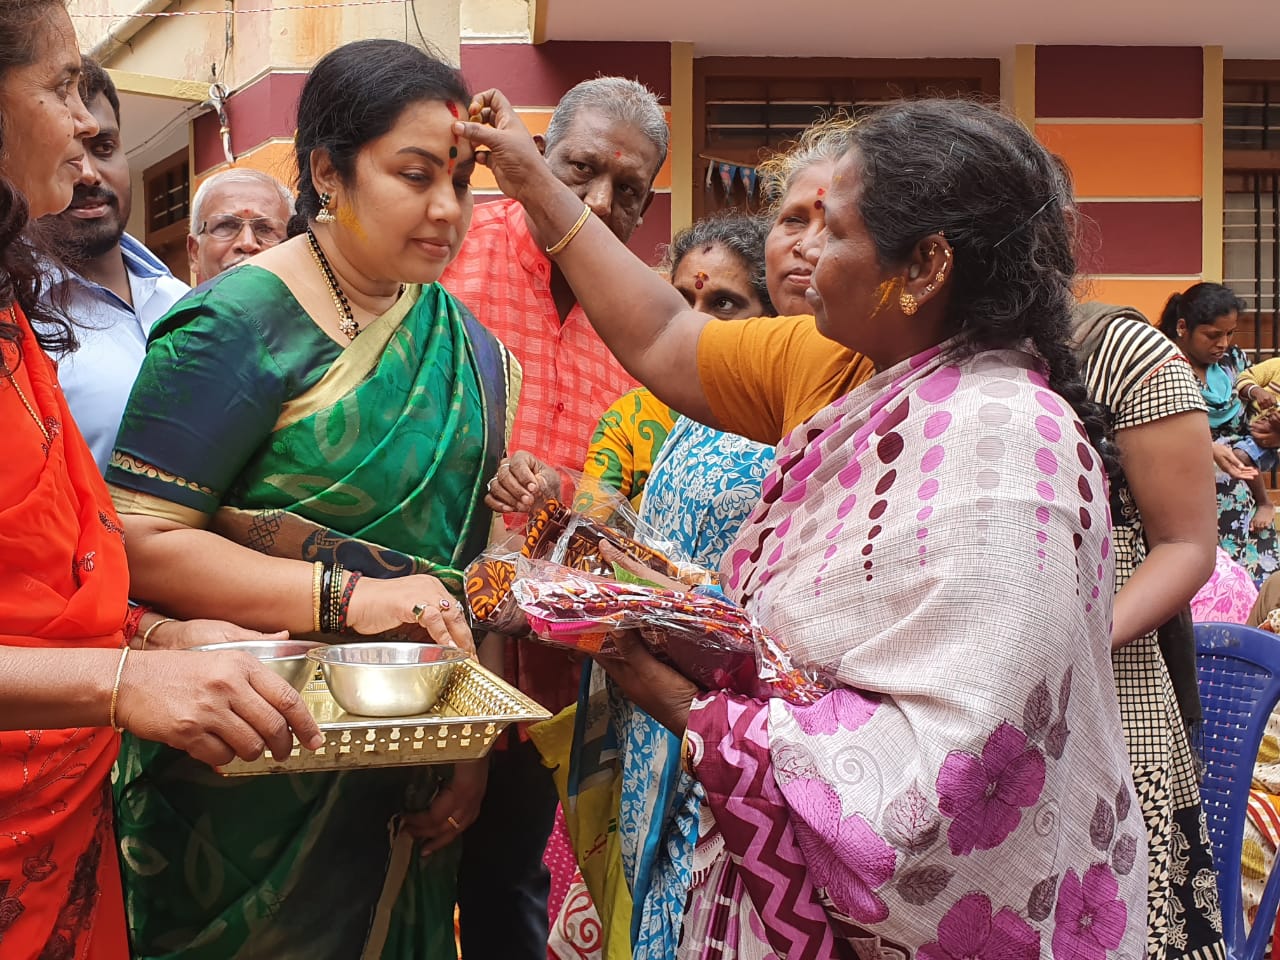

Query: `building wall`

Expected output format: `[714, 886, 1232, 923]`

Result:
[187, 39, 674, 263]
[1031, 45, 1217, 323]
[75, 7, 1224, 307]
[72, 0, 460, 87]
[461, 0, 531, 41]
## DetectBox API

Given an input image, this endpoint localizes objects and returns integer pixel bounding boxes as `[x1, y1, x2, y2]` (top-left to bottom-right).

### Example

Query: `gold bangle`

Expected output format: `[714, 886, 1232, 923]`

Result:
[544, 204, 591, 256]
[139, 616, 176, 651]
[680, 729, 695, 777]
[311, 561, 324, 633]
[109, 646, 130, 733]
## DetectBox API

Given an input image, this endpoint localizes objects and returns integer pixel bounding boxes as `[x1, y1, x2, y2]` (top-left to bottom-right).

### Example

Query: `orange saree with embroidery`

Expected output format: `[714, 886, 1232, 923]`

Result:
[0, 304, 129, 959]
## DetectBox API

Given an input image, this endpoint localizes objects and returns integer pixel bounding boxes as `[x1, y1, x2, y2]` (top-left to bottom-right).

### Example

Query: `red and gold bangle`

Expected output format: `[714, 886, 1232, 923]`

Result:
[122, 604, 150, 643]
[337, 570, 362, 633]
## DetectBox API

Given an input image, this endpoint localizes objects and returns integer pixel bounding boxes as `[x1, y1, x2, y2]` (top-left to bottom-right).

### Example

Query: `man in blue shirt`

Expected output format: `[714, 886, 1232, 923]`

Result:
[39, 57, 189, 472]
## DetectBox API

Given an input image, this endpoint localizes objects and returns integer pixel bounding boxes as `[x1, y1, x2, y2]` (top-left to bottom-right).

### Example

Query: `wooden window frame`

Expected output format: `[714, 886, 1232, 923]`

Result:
[143, 148, 191, 281]
[1225, 60, 1280, 172]
[692, 57, 1001, 219]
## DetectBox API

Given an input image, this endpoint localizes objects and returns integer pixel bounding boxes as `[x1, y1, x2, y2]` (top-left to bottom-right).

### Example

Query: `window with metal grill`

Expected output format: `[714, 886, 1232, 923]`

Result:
[693, 59, 1000, 219]
[1225, 79, 1280, 152]
[1224, 172, 1278, 358]
[143, 148, 191, 281]
[1224, 63, 1280, 361]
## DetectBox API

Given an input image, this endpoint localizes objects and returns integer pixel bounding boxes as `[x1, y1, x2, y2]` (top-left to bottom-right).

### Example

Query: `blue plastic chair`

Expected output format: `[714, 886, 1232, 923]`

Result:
[1196, 622, 1280, 959]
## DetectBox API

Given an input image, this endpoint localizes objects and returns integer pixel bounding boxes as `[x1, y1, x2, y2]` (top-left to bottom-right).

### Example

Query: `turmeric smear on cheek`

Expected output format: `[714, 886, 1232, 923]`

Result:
[337, 203, 367, 241]
[870, 277, 901, 318]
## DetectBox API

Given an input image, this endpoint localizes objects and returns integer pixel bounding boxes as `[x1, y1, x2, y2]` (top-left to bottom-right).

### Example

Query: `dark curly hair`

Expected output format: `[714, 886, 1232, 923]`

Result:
[845, 98, 1119, 480]
[0, 0, 78, 367]
[660, 211, 775, 315]
[78, 54, 119, 125]
[1157, 282, 1245, 341]
[288, 39, 469, 238]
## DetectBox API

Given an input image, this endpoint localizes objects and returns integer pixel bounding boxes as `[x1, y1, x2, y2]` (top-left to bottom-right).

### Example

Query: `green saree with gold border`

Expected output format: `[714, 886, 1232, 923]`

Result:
[106, 266, 518, 959]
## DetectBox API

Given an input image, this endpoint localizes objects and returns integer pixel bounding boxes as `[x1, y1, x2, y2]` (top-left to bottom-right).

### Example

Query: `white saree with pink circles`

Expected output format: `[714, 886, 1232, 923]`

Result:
[682, 342, 1147, 960]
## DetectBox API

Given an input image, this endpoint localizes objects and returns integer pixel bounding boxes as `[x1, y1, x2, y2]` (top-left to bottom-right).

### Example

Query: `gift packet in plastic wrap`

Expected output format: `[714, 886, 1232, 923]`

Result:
[465, 470, 712, 636]
[509, 558, 833, 705]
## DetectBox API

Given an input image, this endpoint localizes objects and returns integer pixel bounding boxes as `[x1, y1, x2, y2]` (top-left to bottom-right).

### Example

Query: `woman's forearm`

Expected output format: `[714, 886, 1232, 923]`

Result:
[518, 172, 713, 419]
[1111, 541, 1214, 648]
[0, 646, 120, 730]
[121, 517, 313, 631]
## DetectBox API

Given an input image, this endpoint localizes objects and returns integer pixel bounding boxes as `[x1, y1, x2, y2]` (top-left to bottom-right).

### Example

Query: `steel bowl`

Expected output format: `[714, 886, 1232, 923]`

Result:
[306, 642, 468, 717]
[191, 638, 329, 691]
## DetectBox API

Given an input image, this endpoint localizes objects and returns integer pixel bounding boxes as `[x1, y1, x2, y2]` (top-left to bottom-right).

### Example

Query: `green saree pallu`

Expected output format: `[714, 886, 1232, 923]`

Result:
[106, 267, 518, 960]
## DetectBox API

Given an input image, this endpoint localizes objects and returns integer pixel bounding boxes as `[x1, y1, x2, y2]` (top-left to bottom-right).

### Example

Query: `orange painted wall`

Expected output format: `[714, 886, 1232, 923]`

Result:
[1077, 278, 1192, 327]
[1035, 124, 1203, 199]
[1034, 45, 1206, 315]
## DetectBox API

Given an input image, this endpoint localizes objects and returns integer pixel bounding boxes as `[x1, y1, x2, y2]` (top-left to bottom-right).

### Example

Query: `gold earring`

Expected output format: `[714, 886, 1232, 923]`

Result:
[935, 270, 946, 284]
[316, 192, 336, 224]
[927, 243, 938, 258]
[899, 291, 919, 316]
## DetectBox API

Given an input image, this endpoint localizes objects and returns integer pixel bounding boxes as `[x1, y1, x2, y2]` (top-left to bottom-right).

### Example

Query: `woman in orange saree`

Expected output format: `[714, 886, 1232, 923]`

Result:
[0, 6, 321, 955]
[0, 302, 132, 959]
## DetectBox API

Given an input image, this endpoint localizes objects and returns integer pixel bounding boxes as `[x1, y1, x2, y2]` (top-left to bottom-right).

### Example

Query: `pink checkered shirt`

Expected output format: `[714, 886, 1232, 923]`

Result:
[442, 198, 638, 474]
[443, 198, 638, 716]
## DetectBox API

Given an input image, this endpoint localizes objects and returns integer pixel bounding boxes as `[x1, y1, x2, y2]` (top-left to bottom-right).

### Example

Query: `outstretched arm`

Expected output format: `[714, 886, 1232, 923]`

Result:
[455, 91, 720, 427]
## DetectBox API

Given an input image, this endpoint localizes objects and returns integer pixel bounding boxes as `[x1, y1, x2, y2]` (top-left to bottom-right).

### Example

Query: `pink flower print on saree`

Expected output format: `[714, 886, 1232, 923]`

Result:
[783, 777, 897, 924]
[784, 687, 879, 736]
[1051, 864, 1128, 960]
[936, 721, 1046, 855]
[918, 892, 1040, 960]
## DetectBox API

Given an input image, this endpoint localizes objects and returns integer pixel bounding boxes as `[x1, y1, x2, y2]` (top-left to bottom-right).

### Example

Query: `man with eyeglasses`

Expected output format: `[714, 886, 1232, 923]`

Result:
[187, 168, 294, 285]
[37, 57, 192, 473]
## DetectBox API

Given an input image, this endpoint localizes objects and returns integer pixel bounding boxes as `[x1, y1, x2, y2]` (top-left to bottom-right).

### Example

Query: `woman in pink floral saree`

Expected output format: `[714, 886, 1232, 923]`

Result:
[458, 96, 1146, 958]
[676, 342, 1144, 959]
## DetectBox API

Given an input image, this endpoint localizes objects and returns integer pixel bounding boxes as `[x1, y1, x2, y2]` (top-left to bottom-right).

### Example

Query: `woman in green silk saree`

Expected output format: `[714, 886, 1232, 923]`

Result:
[103, 41, 518, 959]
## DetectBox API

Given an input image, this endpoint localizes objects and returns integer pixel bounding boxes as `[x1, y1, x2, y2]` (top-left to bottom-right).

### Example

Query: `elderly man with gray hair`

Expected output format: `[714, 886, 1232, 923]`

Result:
[187, 167, 294, 285]
[441, 75, 668, 960]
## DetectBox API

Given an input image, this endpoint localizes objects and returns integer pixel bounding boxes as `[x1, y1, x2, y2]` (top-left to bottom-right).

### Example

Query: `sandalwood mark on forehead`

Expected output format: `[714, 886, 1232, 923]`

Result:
[694, 271, 709, 290]
[446, 101, 461, 173]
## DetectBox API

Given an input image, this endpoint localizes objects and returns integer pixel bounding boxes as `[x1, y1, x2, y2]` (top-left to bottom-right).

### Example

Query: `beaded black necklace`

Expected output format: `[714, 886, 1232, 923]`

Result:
[305, 227, 359, 340]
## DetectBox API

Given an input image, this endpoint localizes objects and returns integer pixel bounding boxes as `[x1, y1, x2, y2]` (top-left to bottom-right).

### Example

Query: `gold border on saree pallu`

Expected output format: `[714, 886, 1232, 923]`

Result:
[273, 284, 422, 433]
[217, 659, 551, 776]
[502, 348, 523, 451]
[108, 485, 212, 529]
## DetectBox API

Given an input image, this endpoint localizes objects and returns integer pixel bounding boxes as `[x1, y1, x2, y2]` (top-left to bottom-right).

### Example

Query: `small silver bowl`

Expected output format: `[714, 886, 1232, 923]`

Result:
[306, 642, 467, 718]
[191, 638, 328, 691]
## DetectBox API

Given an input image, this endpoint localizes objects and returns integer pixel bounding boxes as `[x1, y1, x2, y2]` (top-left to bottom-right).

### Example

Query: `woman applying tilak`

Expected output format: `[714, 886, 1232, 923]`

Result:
[460, 94, 1144, 956]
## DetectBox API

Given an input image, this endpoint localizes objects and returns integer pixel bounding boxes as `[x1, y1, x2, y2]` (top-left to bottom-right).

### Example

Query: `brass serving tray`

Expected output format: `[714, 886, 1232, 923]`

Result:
[219, 659, 550, 776]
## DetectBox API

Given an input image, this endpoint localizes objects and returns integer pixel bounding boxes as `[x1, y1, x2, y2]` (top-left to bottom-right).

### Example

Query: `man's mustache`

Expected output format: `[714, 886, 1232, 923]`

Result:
[68, 186, 117, 208]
